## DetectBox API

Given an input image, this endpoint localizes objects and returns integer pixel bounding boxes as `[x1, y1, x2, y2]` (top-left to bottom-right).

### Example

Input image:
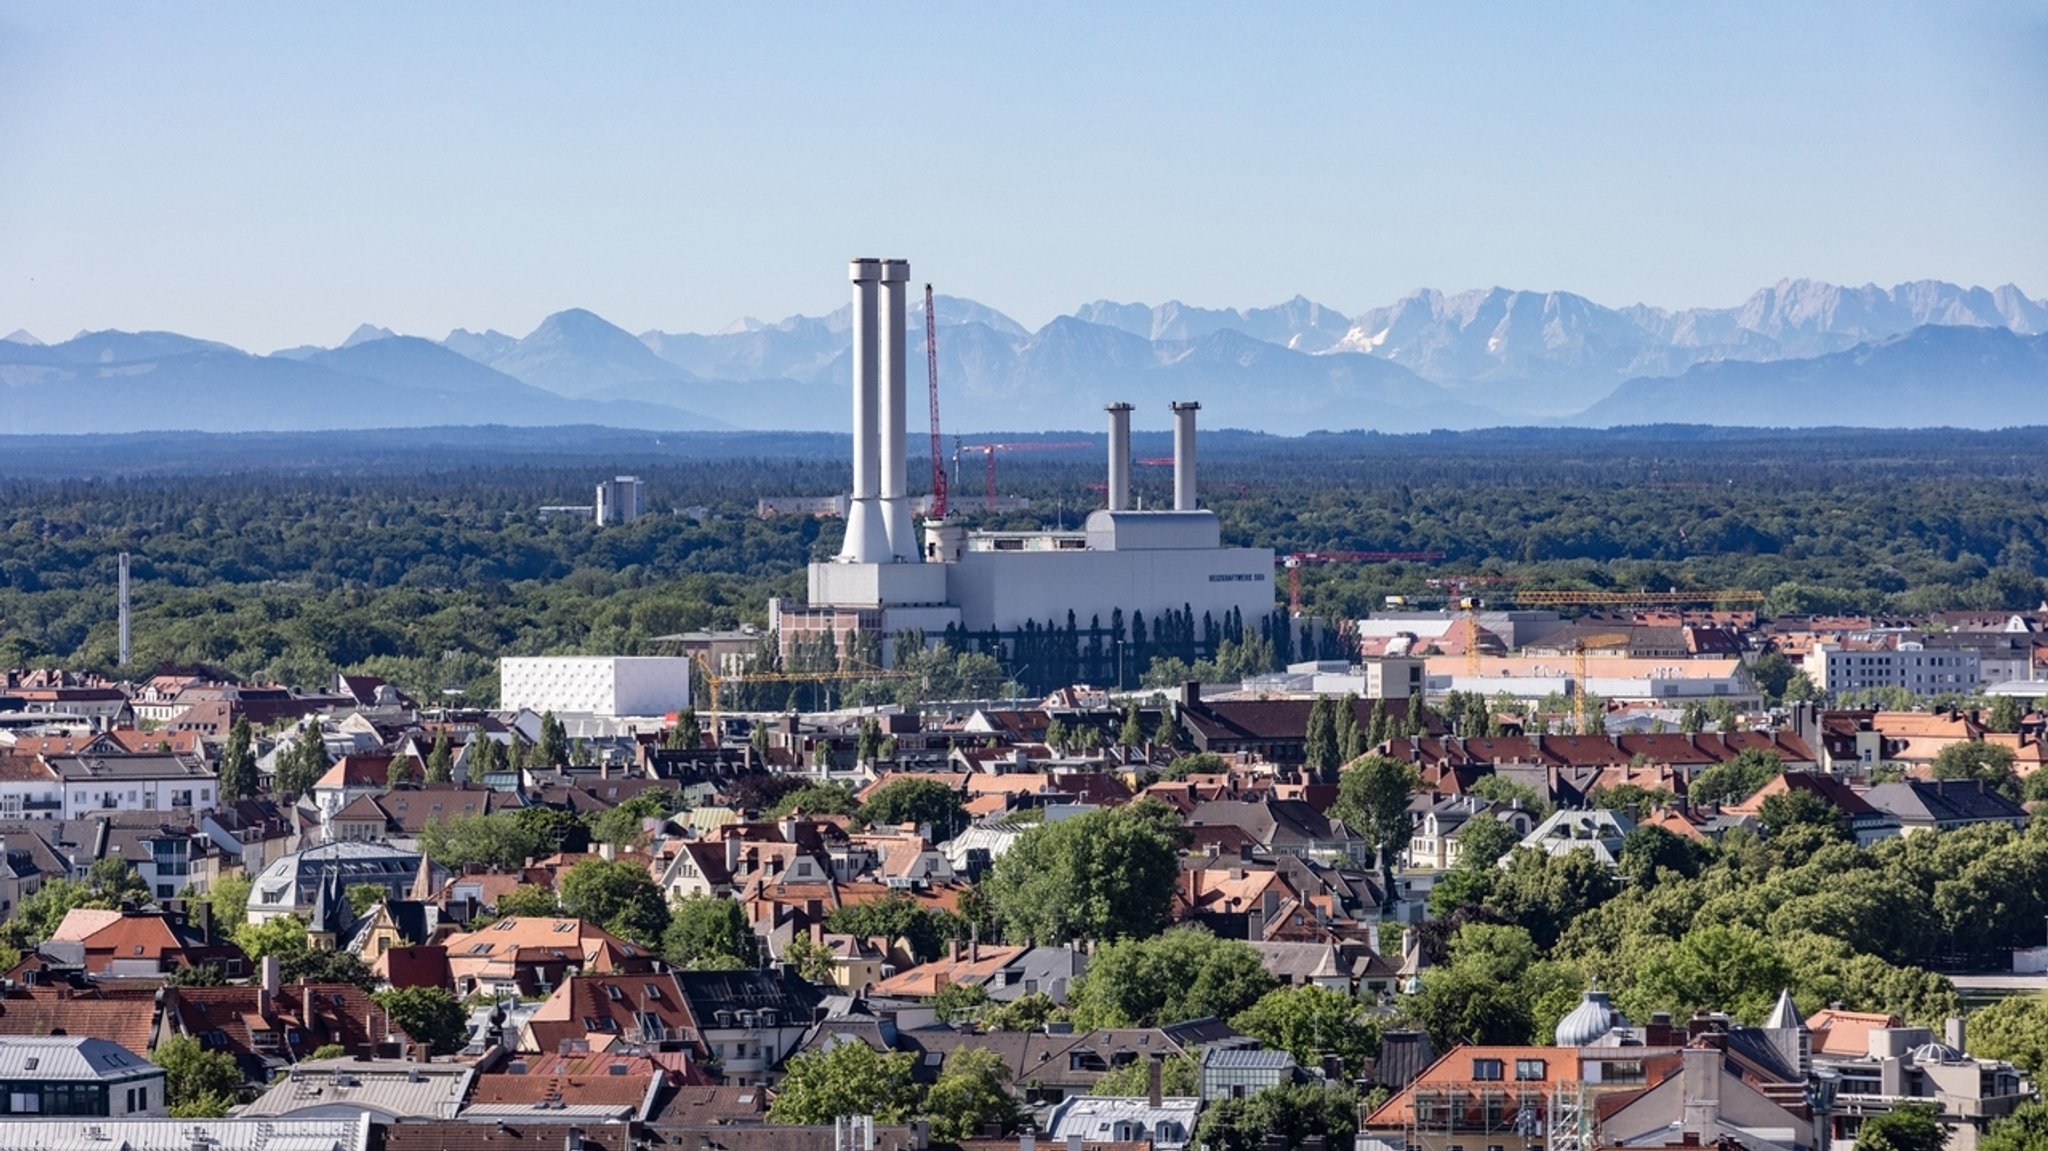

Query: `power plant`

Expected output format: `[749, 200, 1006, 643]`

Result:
[769, 257, 1275, 675]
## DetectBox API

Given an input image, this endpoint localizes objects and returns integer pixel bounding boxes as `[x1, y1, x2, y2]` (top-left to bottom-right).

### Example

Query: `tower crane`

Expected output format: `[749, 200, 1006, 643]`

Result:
[1279, 550, 1449, 614]
[952, 441, 1091, 512]
[924, 283, 949, 521]
[1509, 589, 1763, 607]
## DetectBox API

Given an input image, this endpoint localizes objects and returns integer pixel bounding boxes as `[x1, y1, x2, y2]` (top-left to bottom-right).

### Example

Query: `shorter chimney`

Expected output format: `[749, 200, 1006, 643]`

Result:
[1147, 1053, 1164, 1107]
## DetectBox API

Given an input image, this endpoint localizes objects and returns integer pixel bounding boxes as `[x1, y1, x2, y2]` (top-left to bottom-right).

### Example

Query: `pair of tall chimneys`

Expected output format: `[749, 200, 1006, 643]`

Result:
[1104, 400, 1199, 513]
[839, 258, 919, 565]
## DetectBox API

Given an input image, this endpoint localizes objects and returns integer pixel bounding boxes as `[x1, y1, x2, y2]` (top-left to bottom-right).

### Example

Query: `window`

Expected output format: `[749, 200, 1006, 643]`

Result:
[1515, 1059, 1547, 1080]
[1472, 1059, 1504, 1081]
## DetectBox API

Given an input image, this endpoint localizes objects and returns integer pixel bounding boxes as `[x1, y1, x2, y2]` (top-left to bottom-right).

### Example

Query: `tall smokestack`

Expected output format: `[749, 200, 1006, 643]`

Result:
[118, 552, 131, 666]
[838, 259, 890, 564]
[1170, 401, 1199, 511]
[1105, 403, 1133, 512]
[878, 259, 916, 562]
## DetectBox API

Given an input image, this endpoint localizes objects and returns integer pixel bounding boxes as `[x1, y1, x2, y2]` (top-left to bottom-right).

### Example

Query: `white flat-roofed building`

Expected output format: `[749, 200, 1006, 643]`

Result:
[1810, 640, 1981, 698]
[498, 656, 690, 718]
[0, 1119, 370, 1151]
[595, 476, 643, 525]
[1427, 656, 1758, 706]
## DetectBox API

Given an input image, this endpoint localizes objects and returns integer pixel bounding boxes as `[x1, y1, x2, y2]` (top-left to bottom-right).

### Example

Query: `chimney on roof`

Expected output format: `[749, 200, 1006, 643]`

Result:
[259, 954, 280, 1016]
[1147, 1052, 1164, 1108]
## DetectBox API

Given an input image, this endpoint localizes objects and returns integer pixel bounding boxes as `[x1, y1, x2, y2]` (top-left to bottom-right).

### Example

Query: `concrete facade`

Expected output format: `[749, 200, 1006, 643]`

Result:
[498, 656, 690, 718]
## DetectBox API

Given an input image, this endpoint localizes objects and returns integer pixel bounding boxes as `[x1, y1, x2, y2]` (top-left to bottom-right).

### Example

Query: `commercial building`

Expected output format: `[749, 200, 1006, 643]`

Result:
[498, 656, 691, 718]
[1809, 640, 1981, 698]
[594, 476, 643, 525]
[771, 257, 1274, 671]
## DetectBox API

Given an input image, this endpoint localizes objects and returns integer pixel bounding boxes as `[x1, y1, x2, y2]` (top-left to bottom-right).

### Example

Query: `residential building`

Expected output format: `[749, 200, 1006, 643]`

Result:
[1863, 779, 2030, 836]
[1722, 772, 1902, 846]
[0, 1036, 166, 1118]
[1810, 640, 1981, 698]
[236, 1056, 474, 1122]
[1512, 808, 1635, 867]
[672, 968, 827, 1086]
[246, 841, 426, 925]
[45, 753, 215, 820]
[1043, 1093, 1200, 1150]
[162, 975, 397, 1081]
[42, 908, 245, 978]
[595, 475, 643, 525]
[1199, 1047, 1300, 1102]
[441, 916, 658, 999]
[0, 753, 62, 820]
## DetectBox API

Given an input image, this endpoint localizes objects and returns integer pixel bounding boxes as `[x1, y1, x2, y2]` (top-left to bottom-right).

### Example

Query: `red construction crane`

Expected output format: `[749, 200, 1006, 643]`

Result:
[1281, 549, 1448, 614]
[924, 283, 949, 521]
[954, 441, 1091, 512]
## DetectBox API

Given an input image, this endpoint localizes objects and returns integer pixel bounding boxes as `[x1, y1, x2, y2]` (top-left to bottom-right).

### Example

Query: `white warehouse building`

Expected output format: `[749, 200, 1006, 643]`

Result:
[498, 656, 691, 717]
[770, 258, 1273, 666]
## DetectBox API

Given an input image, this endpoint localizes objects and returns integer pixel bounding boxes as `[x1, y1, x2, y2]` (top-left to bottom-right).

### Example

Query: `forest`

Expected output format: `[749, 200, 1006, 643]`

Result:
[7, 424, 2048, 702]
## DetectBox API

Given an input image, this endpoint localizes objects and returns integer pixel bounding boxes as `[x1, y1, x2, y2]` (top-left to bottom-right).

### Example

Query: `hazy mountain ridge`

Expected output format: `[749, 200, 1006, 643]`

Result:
[1575, 325, 2048, 428]
[5, 278, 2042, 435]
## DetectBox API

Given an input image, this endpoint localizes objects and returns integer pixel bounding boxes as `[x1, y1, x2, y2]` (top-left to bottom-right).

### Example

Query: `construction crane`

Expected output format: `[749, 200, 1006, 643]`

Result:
[1566, 633, 1630, 733]
[953, 441, 1091, 512]
[689, 654, 920, 738]
[1280, 550, 1450, 615]
[1510, 589, 1763, 607]
[924, 283, 949, 521]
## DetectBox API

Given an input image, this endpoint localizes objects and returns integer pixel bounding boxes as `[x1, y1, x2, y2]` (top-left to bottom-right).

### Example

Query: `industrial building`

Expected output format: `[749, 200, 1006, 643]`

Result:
[498, 655, 691, 717]
[769, 257, 1275, 672]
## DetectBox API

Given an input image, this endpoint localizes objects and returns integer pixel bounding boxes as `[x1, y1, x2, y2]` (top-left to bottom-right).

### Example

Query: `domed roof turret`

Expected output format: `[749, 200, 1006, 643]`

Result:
[1555, 985, 1628, 1047]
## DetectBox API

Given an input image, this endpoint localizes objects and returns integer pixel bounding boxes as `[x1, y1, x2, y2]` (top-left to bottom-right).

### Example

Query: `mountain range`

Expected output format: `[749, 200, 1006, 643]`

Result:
[3, 278, 2043, 435]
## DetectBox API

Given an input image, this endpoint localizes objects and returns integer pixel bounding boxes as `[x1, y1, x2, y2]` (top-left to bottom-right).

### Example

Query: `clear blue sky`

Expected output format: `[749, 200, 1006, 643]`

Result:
[3, 2, 2044, 350]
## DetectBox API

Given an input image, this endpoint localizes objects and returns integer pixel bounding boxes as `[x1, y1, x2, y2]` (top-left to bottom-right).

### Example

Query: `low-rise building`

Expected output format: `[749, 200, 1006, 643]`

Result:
[0, 1036, 166, 1118]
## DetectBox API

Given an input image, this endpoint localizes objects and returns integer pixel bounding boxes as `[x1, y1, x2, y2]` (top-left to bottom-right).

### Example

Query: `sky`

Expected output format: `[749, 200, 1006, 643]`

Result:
[2, 3, 2045, 351]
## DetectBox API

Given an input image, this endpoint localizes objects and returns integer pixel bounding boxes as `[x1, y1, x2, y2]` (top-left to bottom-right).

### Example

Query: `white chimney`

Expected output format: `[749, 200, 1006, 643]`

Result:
[1170, 401, 1199, 511]
[878, 259, 917, 562]
[838, 258, 890, 564]
[1105, 402, 1133, 512]
[118, 552, 132, 666]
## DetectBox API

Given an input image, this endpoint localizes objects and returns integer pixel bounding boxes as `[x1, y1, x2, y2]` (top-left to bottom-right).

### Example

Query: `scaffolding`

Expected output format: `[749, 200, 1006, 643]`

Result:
[1397, 1080, 1589, 1151]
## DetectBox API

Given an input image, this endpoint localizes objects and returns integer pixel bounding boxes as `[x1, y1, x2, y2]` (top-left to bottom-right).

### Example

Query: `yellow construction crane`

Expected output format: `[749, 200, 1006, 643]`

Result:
[1569, 633, 1630, 733]
[688, 653, 921, 738]
[1511, 589, 1763, 607]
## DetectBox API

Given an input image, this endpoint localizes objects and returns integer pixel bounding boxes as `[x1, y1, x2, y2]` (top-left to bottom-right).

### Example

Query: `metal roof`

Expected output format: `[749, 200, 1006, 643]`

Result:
[0, 1035, 162, 1081]
[0, 1118, 370, 1151]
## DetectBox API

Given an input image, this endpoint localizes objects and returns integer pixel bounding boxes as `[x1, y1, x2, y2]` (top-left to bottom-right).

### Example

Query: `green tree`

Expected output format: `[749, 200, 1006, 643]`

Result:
[1489, 847, 1620, 951]
[1091, 1052, 1199, 1097]
[376, 986, 469, 1055]
[151, 1033, 241, 1117]
[1750, 650, 1797, 703]
[1980, 1097, 2048, 1151]
[1759, 789, 1850, 841]
[983, 992, 1060, 1032]
[767, 1041, 919, 1125]
[1679, 702, 1709, 735]
[275, 728, 326, 798]
[932, 981, 991, 1024]
[194, 872, 252, 937]
[536, 711, 568, 768]
[861, 777, 968, 840]
[1966, 993, 2048, 1073]
[1043, 716, 1070, 753]
[515, 805, 591, 855]
[494, 884, 564, 917]
[1627, 924, 1792, 1024]
[1065, 927, 1274, 1029]
[1330, 754, 1420, 873]
[1455, 813, 1524, 872]
[826, 892, 952, 964]
[921, 1046, 1019, 1140]
[768, 782, 861, 819]
[234, 913, 310, 964]
[87, 856, 152, 906]
[559, 858, 670, 947]
[1591, 782, 1676, 821]
[783, 933, 839, 983]
[587, 788, 682, 848]
[418, 810, 550, 871]
[425, 731, 453, 783]
[984, 800, 1184, 944]
[1618, 825, 1707, 888]
[282, 948, 379, 993]
[1119, 702, 1146, 751]
[1688, 749, 1783, 806]
[219, 714, 257, 801]
[1853, 1103, 1946, 1151]
[1231, 984, 1380, 1077]
[347, 882, 386, 917]
[1194, 1082, 1360, 1151]
[1932, 740, 2021, 800]
[1304, 696, 1340, 773]
[468, 733, 504, 777]
[1405, 923, 1582, 1050]
[668, 709, 703, 750]
[1468, 774, 1549, 818]
[663, 893, 753, 968]
[1987, 695, 2025, 734]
